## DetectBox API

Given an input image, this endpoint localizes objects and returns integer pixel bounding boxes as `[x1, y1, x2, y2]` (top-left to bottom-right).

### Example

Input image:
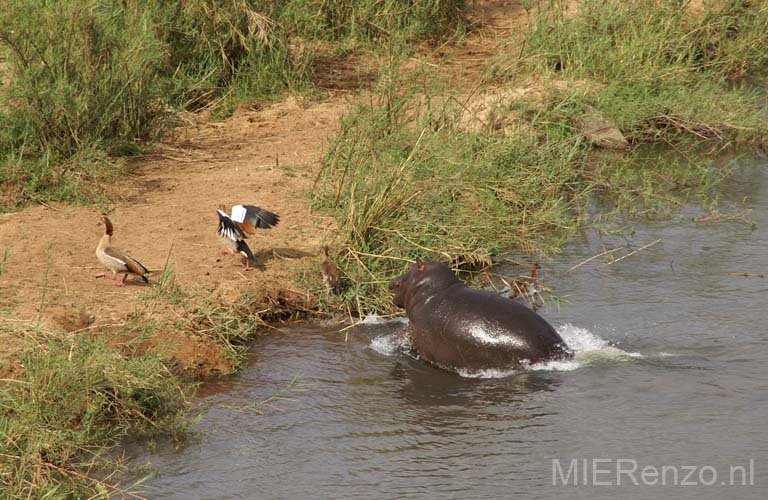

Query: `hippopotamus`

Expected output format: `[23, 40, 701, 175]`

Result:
[388, 260, 573, 373]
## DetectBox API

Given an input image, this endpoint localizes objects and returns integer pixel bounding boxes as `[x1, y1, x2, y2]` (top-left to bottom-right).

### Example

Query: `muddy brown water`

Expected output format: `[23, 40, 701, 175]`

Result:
[129, 158, 768, 499]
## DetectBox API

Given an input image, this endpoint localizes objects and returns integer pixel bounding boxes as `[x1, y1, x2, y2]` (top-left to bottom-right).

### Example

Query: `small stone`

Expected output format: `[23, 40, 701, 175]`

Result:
[576, 105, 629, 150]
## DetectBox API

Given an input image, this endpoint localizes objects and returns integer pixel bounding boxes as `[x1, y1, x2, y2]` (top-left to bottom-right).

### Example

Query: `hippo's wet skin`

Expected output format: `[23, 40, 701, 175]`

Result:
[388, 260, 573, 372]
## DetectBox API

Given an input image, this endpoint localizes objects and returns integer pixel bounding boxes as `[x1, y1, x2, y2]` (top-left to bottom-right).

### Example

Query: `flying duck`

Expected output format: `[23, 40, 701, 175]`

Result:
[95, 214, 150, 286]
[216, 204, 280, 271]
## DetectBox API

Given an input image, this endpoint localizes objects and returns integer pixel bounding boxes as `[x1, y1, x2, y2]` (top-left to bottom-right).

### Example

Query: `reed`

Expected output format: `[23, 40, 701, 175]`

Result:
[0, 245, 10, 278]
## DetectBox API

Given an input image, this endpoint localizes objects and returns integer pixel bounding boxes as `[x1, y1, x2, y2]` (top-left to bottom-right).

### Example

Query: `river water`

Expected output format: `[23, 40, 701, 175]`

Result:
[129, 158, 767, 499]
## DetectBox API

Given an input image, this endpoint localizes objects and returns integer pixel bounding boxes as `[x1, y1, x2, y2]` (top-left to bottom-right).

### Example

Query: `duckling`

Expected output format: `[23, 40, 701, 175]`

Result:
[95, 214, 150, 286]
[508, 262, 542, 311]
[320, 245, 339, 292]
[216, 204, 279, 271]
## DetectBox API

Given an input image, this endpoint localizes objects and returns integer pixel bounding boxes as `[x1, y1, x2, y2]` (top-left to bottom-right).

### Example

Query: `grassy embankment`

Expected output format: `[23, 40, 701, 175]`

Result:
[0, 329, 189, 498]
[0, 1, 466, 497]
[0, 264, 278, 498]
[313, 0, 768, 316]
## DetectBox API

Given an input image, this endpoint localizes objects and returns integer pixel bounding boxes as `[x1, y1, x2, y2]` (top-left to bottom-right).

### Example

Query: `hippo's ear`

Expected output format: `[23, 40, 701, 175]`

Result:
[416, 258, 425, 272]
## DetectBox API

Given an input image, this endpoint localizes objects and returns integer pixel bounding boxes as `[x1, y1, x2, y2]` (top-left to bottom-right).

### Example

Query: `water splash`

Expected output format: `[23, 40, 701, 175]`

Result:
[362, 312, 409, 326]
[370, 329, 412, 355]
[524, 323, 644, 374]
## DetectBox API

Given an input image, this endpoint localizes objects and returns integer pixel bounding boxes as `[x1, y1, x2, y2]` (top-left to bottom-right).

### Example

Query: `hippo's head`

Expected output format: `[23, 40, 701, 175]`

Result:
[388, 265, 413, 308]
[389, 259, 461, 310]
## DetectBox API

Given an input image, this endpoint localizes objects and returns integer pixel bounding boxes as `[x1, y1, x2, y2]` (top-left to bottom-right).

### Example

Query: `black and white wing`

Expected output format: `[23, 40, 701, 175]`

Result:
[217, 209, 244, 242]
[231, 204, 279, 235]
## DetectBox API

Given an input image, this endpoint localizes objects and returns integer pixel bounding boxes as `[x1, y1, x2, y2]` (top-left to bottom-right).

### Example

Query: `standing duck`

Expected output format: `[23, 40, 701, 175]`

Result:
[95, 214, 150, 286]
[216, 204, 280, 271]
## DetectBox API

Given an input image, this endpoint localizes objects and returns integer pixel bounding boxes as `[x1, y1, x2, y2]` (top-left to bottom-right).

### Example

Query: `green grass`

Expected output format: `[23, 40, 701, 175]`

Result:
[155, 1, 313, 115]
[512, 0, 768, 145]
[0, 0, 167, 208]
[0, 328, 190, 498]
[0, 1, 168, 159]
[282, 0, 467, 51]
[314, 0, 768, 315]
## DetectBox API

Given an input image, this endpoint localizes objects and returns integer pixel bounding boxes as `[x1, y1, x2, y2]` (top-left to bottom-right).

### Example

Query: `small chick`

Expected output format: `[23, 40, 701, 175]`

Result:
[320, 245, 339, 292]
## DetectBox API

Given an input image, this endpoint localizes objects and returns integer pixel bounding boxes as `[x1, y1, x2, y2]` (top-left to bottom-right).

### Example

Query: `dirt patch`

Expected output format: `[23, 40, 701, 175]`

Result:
[0, 95, 344, 376]
[0, 330, 27, 379]
[109, 330, 236, 378]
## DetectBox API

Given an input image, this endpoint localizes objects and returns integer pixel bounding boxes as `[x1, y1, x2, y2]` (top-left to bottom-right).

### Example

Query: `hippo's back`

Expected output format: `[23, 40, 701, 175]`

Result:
[411, 285, 571, 371]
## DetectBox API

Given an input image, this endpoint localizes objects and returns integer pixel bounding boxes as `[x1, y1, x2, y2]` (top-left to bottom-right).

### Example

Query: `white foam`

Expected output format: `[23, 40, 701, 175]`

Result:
[527, 357, 582, 373]
[370, 332, 411, 356]
[458, 354, 583, 379]
[556, 323, 609, 352]
[361, 312, 409, 326]
[457, 367, 519, 378]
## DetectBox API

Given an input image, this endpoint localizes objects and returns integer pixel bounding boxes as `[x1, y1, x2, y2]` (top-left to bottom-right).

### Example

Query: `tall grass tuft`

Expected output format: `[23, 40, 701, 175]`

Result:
[525, 0, 768, 83]
[314, 70, 594, 314]
[0, 246, 10, 277]
[157, 1, 312, 113]
[0, 0, 167, 206]
[0, 1, 167, 158]
[282, 0, 468, 49]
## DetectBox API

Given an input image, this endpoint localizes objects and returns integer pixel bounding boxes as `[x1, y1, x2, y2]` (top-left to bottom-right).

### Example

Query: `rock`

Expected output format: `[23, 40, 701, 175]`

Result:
[576, 104, 629, 149]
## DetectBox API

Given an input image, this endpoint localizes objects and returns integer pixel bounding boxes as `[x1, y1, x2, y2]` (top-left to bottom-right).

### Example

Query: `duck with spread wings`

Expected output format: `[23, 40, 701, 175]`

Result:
[217, 204, 280, 271]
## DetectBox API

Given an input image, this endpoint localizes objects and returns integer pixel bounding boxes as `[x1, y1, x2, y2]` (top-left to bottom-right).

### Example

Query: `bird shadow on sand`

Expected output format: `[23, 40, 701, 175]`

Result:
[250, 247, 314, 270]
[95, 276, 153, 287]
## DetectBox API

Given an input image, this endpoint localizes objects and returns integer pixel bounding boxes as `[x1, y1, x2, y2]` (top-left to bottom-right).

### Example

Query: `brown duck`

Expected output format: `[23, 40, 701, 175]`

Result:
[95, 214, 150, 286]
[320, 245, 339, 292]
